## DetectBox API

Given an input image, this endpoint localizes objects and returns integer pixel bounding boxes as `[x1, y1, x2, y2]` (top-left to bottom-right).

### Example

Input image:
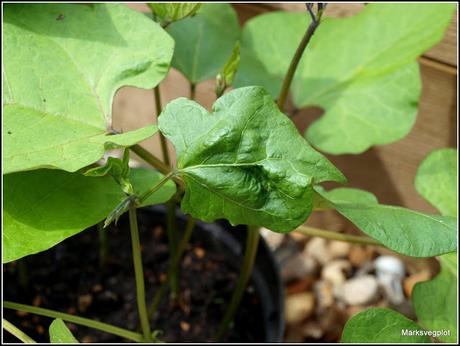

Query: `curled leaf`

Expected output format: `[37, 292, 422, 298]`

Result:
[148, 3, 201, 27]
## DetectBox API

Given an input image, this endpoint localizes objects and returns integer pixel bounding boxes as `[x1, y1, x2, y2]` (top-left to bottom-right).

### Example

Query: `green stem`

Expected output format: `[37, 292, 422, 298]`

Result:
[137, 171, 174, 204]
[153, 85, 171, 167]
[2, 318, 36, 343]
[296, 225, 383, 246]
[97, 222, 108, 269]
[128, 206, 152, 342]
[130, 144, 170, 175]
[148, 216, 195, 319]
[215, 225, 260, 341]
[190, 83, 196, 100]
[3, 301, 143, 342]
[166, 202, 179, 299]
[130, 145, 184, 189]
[277, 6, 324, 111]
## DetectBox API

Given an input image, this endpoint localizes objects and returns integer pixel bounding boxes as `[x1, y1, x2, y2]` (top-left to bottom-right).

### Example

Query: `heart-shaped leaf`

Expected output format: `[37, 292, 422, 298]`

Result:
[3, 168, 176, 263]
[235, 4, 455, 154]
[166, 3, 240, 84]
[415, 148, 457, 217]
[316, 187, 457, 257]
[159, 86, 345, 232]
[3, 4, 173, 173]
[341, 308, 432, 343]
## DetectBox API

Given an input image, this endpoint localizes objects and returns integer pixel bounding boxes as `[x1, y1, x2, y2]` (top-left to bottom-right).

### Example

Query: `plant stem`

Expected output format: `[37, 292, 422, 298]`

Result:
[3, 301, 144, 342]
[2, 318, 36, 343]
[154, 85, 171, 167]
[190, 83, 196, 100]
[128, 205, 152, 342]
[215, 225, 260, 341]
[277, 5, 325, 111]
[295, 225, 383, 246]
[130, 144, 170, 175]
[137, 171, 174, 204]
[166, 202, 179, 299]
[97, 222, 108, 269]
[148, 215, 195, 318]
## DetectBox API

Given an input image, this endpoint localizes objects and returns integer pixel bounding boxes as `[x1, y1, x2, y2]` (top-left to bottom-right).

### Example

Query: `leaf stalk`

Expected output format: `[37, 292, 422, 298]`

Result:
[277, 3, 327, 111]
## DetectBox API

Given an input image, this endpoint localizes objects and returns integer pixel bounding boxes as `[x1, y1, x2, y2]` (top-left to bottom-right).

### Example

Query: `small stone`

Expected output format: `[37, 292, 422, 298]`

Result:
[304, 238, 331, 265]
[302, 321, 324, 340]
[348, 245, 372, 267]
[159, 272, 167, 283]
[403, 270, 431, 298]
[180, 321, 191, 332]
[78, 294, 93, 312]
[327, 241, 351, 259]
[375, 256, 406, 305]
[260, 227, 285, 250]
[321, 260, 352, 287]
[286, 277, 315, 295]
[346, 305, 367, 319]
[282, 253, 318, 282]
[36, 325, 45, 335]
[314, 280, 335, 310]
[193, 247, 205, 259]
[335, 275, 379, 306]
[285, 292, 315, 325]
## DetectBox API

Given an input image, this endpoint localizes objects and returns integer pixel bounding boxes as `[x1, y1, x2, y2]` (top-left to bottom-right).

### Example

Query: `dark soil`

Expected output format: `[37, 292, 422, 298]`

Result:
[3, 208, 266, 342]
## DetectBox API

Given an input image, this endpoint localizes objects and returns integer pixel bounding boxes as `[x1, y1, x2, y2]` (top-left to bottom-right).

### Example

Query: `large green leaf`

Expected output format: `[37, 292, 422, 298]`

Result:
[341, 308, 431, 343]
[317, 187, 457, 257]
[3, 4, 173, 173]
[413, 253, 457, 343]
[166, 3, 240, 84]
[235, 4, 455, 154]
[158, 86, 345, 232]
[49, 319, 78, 343]
[3, 168, 176, 263]
[415, 148, 457, 217]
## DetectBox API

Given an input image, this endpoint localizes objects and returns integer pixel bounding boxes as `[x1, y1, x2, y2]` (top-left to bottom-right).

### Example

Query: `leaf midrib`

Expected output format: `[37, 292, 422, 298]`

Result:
[182, 171, 298, 221]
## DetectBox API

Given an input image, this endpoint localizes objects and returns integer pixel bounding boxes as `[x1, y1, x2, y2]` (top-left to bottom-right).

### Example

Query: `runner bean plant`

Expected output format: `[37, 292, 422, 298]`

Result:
[2, 2, 457, 343]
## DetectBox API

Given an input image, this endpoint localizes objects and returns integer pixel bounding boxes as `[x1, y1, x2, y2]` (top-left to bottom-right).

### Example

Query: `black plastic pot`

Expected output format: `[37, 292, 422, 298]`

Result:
[146, 205, 285, 342]
[3, 205, 284, 343]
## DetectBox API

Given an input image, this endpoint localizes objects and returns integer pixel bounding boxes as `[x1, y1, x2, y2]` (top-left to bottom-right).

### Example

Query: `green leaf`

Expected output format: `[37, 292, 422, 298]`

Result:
[3, 168, 176, 263]
[235, 4, 455, 154]
[84, 149, 133, 194]
[3, 4, 173, 173]
[148, 2, 201, 26]
[49, 319, 78, 343]
[216, 41, 241, 97]
[167, 3, 240, 84]
[158, 86, 345, 232]
[341, 308, 431, 343]
[412, 253, 457, 342]
[415, 148, 457, 217]
[317, 187, 457, 257]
